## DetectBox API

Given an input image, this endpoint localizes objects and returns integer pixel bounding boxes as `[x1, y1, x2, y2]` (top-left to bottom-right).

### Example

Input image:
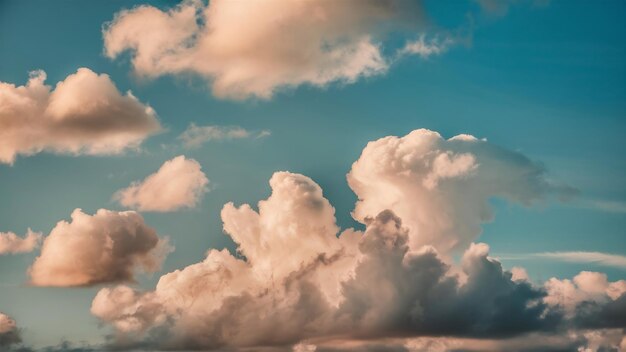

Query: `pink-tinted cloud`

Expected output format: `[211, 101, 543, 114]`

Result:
[103, 0, 432, 100]
[114, 155, 209, 212]
[0, 229, 42, 255]
[90, 129, 620, 351]
[29, 209, 170, 287]
[0, 68, 161, 164]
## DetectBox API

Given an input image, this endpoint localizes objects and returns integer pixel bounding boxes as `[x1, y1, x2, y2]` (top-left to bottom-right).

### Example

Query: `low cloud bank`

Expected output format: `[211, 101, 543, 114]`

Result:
[90, 130, 622, 351]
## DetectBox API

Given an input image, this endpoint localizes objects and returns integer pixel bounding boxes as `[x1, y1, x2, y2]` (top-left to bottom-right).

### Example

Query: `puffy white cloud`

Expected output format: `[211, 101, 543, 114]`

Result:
[114, 155, 209, 212]
[29, 208, 170, 287]
[178, 123, 270, 149]
[0, 312, 21, 348]
[347, 129, 575, 255]
[0, 229, 42, 254]
[91, 129, 619, 351]
[103, 0, 432, 100]
[0, 68, 161, 164]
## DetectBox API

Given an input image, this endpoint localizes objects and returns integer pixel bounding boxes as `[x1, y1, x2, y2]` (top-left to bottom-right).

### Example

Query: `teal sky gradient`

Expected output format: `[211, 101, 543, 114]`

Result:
[0, 0, 625, 348]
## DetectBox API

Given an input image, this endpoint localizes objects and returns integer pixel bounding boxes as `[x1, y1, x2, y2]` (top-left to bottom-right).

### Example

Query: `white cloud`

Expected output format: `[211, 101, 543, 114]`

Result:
[114, 155, 209, 212]
[29, 208, 170, 287]
[0, 68, 161, 164]
[0, 229, 42, 255]
[178, 123, 270, 149]
[103, 0, 432, 100]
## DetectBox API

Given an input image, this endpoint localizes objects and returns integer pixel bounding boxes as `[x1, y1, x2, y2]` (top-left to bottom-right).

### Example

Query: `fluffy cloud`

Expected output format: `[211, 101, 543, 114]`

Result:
[114, 155, 209, 212]
[103, 0, 434, 100]
[0, 68, 161, 164]
[0, 312, 21, 348]
[347, 129, 575, 255]
[0, 229, 42, 254]
[29, 209, 170, 287]
[178, 123, 270, 149]
[544, 271, 626, 327]
[91, 129, 618, 351]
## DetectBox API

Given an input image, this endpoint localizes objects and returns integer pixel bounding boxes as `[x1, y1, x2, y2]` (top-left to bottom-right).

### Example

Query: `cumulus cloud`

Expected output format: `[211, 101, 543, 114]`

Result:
[0, 230, 42, 254]
[178, 123, 270, 149]
[103, 0, 436, 100]
[29, 208, 170, 287]
[90, 129, 617, 351]
[544, 271, 626, 319]
[347, 129, 575, 255]
[0, 312, 21, 348]
[0, 68, 161, 164]
[114, 155, 209, 212]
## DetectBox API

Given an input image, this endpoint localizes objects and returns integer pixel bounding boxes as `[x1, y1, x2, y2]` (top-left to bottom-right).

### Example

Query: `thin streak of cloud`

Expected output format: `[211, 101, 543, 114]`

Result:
[588, 200, 626, 213]
[178, 124, 270, 149]
[498, 251, 626, 270]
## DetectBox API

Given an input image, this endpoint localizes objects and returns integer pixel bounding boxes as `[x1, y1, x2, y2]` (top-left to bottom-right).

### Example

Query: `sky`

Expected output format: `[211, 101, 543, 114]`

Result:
[0, 0, 625, 351]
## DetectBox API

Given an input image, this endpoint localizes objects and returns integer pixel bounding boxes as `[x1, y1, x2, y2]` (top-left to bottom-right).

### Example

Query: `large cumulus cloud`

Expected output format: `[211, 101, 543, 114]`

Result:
[103, 0, 438, 100]
[348, 129, 575, 254]
[114, 155, 209, 212]
[0, 68, 161, 164]
[90, 130, 621, 351]
[29, 209, 170, 287]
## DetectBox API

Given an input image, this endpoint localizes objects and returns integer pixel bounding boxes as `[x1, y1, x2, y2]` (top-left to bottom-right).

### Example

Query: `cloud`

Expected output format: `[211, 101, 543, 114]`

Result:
[535, 252, 626, 270]
[347, 129, 575, 255]
[178, 123, 270, 149]
[308, 330, 626, 352]
[588, 200, 626, 213]
[0, 312, 21, 348]
[90, 129, 617, 351]
[397, 34, 454, 59]
[0, 230, 42, 255]
[29, 209, 170, 287]
[0, 68, 161, 164]
[544, 271, 626, 320]
[114, 155, 209, 212]
[103, 0, 435, 100]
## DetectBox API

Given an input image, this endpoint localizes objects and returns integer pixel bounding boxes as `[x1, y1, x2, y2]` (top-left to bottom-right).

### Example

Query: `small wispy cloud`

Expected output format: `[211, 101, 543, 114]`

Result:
[397, 34, 454, 59]
[588, 200, 626, 213]
[178, 124, 270, 149]
[498, 251, 626, 270]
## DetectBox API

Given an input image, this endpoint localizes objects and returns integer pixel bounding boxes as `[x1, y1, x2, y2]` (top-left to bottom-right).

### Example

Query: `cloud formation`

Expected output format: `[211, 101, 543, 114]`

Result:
[178, 123, 270, 149]
[535, 252, 626, 270]
[0, 230, 42, 255]
[0, 312, 21, 348]
[89, 129, 619, 351]
[0, 68, 161, 164]
[347, 129, 574, 255]
[103, 0, 436, 100]
[397, 34, 454, 59]
[114, 155, 209, 212]
[29, 209, 170, 287]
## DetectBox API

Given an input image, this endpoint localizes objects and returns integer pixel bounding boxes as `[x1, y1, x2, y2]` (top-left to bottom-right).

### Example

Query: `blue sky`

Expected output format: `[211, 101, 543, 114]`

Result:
[0, 0, 625, 350]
